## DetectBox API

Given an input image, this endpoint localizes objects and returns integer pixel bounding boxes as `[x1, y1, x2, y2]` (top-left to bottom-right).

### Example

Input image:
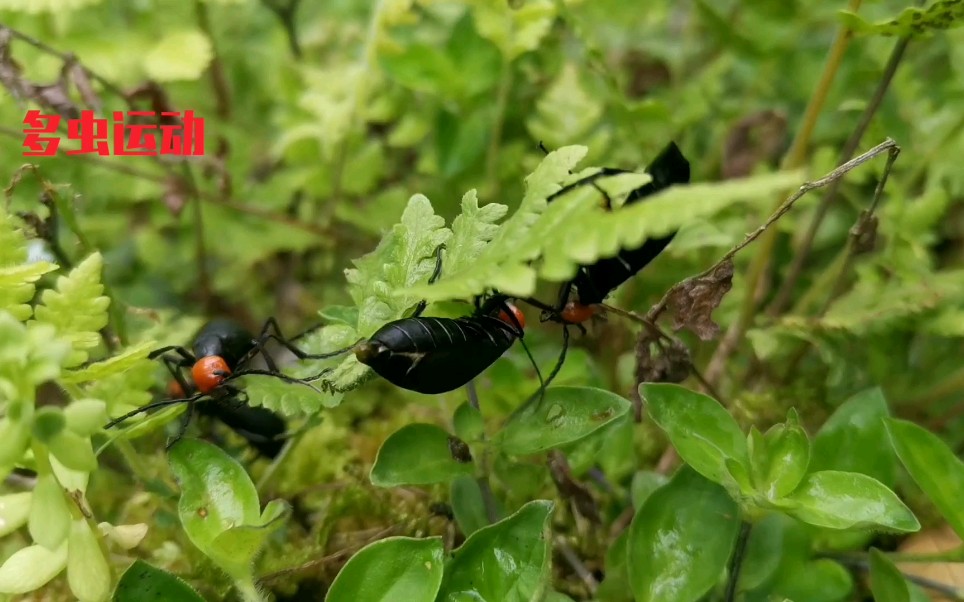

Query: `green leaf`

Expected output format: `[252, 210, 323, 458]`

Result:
[838, 1, 964, 37]
[0, 542, 67, 594]
[642, 383, 749, 489]
[443, 192, 509, 276]
[630, 471, 669, 511]
[886, 418, 964, 539]
[436, 110, 491, 177]
[169, 438, 282, 577]
[453, 402, 485, 443]
[776, 558, 854, 602]
[471, 0, 556, 59]
[326, 537, 445, 602]
[0, 262, 57, 321]
[0, 492, 32, 537]
[757, 411, 810, 499]
[0, 209, 28, 266]
[437, 500, 554, 601]
[33, 253, 110, 367]
[527, 63, 603, 149]
[450, 475, 491, 537]
[113, 560, 205, 602]
[627, 467, 740, 602]
[496, 386, 631, 455]
[143, 30, 213, 81]
[740, 513, 785, 591]
[66, 519, 111, 602]
[60, 340, 156, 384]
[811, 388, 896, 487]
[779, 471, 919, 532]
[370, 424, 475, 487]
[380, 44, 460, 98]
[29, 474, 71, 549]
[48, 429, 98, 472]
[0, 0, 101, 11]
[869, 548, 910, 602]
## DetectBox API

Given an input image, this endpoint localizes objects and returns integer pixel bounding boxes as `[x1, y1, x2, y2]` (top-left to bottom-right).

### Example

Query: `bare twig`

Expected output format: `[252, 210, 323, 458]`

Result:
[769, 34, 912, 315]
[555, 537, 599, 595]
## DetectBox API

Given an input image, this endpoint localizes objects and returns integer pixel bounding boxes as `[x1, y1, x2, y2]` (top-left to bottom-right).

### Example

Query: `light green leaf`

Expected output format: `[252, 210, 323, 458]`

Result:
[437, 500, 554, 601]
[642, 383, 749, 489]
[776, 558, 854, 602]
[60, 340, 156, 384]
[442, 191, 509, 276]
[370, 424, 474, 487]
[0, 542, 67, 594]
[326, 537, 445, 602]
[527, 63, 603, 149]
[886, 419, 964, 539]
[471, 0, 556, 59]
[453, 402, 485, 443]
[113, 560, 205, 602]
[66, 519, 111, 602]
[0, 492, 31, 537]
[496, 386, 631, 455]
[838, 2, 964, 37]
[869, 548, 910, 602]
[28, 474, 71, 549]
[33, 253, 110, 367]
[0, 262, 57, 321]
[627, 467, 740, 602]
[630, 471, 669, 511]
[779, 471, 919, 532]
[143, 30, 214, 81]
[757, 411, 810, 499]
[0, 0, 100, 11]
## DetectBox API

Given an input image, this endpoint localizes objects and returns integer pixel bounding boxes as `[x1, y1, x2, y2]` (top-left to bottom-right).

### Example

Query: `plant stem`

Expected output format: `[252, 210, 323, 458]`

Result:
[705, 0, 862, 384]
[234, 575, 265, 602]
[769, 34, 911, 316]
[725, 521, 752, 602]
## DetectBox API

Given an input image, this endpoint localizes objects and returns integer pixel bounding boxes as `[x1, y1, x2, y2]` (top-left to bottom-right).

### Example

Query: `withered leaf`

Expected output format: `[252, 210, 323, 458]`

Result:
[668, 258, 734, 340]
[31, 80, 80, 120]
[447, 435, 473, 464]
[850, 209, 879, 255]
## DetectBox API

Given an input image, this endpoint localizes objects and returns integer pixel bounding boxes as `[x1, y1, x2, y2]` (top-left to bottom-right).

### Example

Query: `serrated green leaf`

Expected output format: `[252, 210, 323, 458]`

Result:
[345, 195, 451, 335]
[33, 253, 110, 367]
[441, 191, 509, 275]
[496, 386, 630, 455]
[471, 0, 556, 59]
[641, 383, 749, 490]
[370, 423, 474, 486]
[113, 560, 205, 602]
[61, 340, 156, 384]
[143, 30, 213, 81]
[527, 63, 603, 148]
[0, 262, 57, 321]
[838, 2, 964, 37]
[0, 209, 27, 266]
[886, 419, 964, 539]
[437, 500, 554, 601]
[778, 471, 919, 532]
[326, 537, 444, 602]
[627, 467, 740, 602]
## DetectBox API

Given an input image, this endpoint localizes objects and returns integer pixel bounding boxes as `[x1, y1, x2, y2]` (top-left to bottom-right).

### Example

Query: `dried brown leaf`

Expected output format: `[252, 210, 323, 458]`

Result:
[897, 524, 963, 601]
[447, 435, 473, 464]
[668, 259, 734, 340]
[31, 80, 79, 119]
[851, 209, 879, 255]
[0, 28, 30, 101]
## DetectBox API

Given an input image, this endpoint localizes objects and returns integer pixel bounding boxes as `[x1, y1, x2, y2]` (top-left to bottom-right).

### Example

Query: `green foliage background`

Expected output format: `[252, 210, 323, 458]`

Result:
[1, 0, 963, 600]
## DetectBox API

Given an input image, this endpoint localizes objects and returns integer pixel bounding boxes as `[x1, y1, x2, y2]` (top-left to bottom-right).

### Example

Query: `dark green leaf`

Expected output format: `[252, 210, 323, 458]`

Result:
[453, 402, 484, 443]
[450, 475, 491, 537]
[630, 471, 669, 511]
[437, 500, 554, 601]
[811, 388, 896, 486]
[326, 536, 444, 602]
[739, 513, 785, 591]
[886, 418, 964, 539]
[371, 424, 474, 487]
[113, 560, 205, 602]
[780, 471, 919, 532]
[641, 383, 749, 488]
[776, 558, 853, 602]
[869, 548, 910, 602]
[627, 467, 740, 602]
[496, 386, 630, 455]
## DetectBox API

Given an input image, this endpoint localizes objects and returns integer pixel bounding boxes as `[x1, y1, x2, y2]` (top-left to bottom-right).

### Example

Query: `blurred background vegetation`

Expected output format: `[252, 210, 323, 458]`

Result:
[1, 0, 964, 600]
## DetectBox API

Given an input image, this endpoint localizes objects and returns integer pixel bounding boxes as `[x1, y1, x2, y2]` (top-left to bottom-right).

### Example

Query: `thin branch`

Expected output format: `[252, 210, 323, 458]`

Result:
[555, 537, 599, 595]
[724, 522, 752, 602]
[769, 34, 912, 316]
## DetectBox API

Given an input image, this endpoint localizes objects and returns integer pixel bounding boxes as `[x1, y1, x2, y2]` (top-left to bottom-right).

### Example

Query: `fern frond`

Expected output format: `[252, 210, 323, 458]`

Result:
[61, 341, 156, 384]
[33, 253, 110, 367]
[0, 210, 56, 321]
